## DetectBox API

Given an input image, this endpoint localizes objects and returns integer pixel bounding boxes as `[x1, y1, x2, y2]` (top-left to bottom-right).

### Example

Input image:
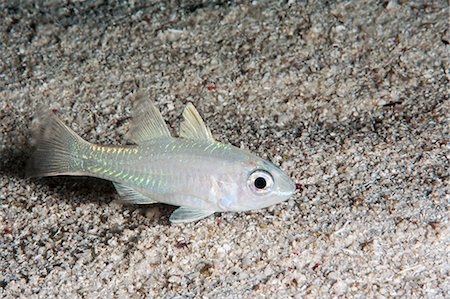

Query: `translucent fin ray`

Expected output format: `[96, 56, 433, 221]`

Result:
[169, 207, 215, 223]
[126, 90, 171, 144]
[179, 103, 214, 141]
[26, 107, 89, 177]
[113, 182, 157, 204]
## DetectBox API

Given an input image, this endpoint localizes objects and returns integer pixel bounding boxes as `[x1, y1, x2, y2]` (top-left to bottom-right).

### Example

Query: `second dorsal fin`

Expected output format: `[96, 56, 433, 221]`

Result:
[126, 90, 171, 144]
[180, 103, 214, 141]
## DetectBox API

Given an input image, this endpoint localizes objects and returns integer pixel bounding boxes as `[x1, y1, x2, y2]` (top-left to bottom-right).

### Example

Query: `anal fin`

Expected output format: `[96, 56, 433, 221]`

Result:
[169, 207, 215, 223]
[113, 182, 157, 204]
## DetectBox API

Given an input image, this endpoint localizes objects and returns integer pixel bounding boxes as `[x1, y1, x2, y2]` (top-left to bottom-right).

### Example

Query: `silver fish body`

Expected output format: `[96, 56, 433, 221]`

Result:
[27, 91, 295, 223]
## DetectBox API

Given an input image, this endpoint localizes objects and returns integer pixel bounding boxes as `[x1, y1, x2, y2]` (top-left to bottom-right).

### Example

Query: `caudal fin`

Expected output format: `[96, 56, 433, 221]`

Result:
[26, 108, 89, 177]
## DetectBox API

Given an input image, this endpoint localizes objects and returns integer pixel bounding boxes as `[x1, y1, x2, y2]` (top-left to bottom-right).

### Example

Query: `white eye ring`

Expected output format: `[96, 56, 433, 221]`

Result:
[248, 170, 274, 194]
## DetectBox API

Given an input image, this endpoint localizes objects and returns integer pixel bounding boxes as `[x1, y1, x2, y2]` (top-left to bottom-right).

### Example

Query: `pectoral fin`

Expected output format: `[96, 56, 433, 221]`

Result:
[169, 207, 215, 223]
[113, 182, 157, 204]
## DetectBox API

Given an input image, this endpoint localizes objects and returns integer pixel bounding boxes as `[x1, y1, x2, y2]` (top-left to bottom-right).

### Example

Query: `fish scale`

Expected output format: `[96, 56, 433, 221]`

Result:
[27, 91, 295, 223]
[85, 141, 195, 194]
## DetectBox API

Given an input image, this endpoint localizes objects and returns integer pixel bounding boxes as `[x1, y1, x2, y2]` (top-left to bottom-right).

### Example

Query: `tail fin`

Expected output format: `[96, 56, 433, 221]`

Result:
[26, 108, 90, 178]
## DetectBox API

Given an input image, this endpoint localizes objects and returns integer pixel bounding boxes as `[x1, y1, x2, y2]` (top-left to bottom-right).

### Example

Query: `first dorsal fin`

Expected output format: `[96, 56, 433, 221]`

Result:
[179, 103, 214, 141]
[126, 90, 171, 144]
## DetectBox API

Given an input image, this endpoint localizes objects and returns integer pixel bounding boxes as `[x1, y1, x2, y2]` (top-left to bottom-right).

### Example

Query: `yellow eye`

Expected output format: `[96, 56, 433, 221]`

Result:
[248, 170, 274, 194]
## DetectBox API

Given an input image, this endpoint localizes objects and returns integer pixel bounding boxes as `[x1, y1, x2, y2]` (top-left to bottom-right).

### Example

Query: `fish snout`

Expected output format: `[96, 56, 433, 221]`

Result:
[278, 175, 296, 197]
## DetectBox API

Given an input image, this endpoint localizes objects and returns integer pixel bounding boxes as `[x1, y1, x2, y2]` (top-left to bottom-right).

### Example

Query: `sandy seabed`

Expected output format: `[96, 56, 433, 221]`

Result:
[1, 1, 448, 298]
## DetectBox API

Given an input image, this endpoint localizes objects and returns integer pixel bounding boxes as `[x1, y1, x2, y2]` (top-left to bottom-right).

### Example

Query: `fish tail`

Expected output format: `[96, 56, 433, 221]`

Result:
[26, 108, 90, 178]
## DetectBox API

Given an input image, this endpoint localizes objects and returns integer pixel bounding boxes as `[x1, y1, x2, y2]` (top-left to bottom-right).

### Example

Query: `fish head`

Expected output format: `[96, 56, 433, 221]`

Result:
[218, 156, 296, 212]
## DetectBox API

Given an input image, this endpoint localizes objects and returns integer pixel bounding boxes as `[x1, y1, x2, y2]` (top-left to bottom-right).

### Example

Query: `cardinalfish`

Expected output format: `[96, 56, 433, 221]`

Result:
[27, 91, 296, 223]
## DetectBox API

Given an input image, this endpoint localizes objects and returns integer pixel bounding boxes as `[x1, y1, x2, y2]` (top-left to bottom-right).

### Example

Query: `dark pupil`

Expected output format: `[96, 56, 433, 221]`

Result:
[254, 177, 267, 189]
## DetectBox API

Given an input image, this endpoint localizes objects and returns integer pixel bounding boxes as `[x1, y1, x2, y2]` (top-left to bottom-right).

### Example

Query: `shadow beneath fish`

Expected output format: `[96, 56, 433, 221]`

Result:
[0, 147, 28, 179]
[0, 145, 175, 224]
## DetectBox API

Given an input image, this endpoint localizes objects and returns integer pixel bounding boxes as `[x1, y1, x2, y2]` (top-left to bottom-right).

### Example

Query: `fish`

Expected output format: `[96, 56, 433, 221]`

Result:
[26, 91, 296, 223]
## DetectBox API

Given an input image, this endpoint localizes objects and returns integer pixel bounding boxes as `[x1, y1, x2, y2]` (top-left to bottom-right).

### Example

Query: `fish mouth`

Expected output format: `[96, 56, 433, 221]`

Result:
[280, 188, 295, 197]
[277, 178, 296, 197]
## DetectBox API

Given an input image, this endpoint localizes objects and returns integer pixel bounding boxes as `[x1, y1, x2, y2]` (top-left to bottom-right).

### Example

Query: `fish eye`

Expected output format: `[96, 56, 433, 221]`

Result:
[254, 177, 267, 189]
[248, 170, 274, 194]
